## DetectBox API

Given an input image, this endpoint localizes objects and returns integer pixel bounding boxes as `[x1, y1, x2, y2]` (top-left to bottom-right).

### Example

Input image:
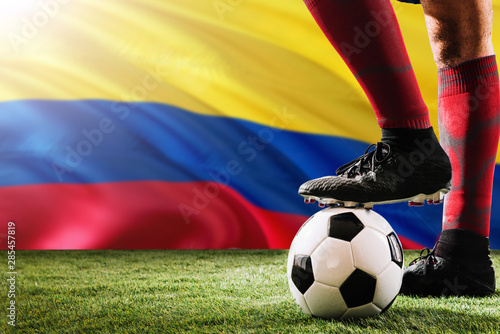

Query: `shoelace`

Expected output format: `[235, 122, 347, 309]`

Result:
[335, 142, 392, 178]
[409, 243, 439, 274]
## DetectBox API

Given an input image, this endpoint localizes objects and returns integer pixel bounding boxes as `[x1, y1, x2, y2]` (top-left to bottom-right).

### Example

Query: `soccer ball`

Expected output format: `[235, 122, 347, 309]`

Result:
[287, 207, 404, 319]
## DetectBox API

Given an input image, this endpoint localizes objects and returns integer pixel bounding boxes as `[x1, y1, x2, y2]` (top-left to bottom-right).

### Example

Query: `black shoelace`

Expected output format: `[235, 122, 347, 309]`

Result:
[409, 243, 439, 274]
[336, 142, 391, 178]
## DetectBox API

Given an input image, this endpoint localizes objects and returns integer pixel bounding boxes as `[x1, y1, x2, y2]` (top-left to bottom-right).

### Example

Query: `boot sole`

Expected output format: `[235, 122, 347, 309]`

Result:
[300, 187, 450, 210]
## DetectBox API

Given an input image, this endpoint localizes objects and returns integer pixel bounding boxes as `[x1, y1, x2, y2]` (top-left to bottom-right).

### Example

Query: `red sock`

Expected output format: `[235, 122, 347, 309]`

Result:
[303, 0, 430, 129]
[438, 55, 500, 237]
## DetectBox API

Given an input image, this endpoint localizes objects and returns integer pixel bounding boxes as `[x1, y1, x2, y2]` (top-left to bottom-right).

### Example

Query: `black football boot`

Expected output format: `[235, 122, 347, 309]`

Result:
[299, 127, 451, 209]
[400, 229, 495, 297]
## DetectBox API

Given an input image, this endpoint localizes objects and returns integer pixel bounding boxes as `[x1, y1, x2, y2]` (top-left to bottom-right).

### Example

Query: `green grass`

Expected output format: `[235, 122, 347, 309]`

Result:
[1, 250, 499, 333]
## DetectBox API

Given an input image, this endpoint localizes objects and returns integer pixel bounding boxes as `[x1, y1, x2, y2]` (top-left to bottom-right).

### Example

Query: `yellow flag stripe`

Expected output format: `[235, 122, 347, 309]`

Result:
[1, 0, 500, 162]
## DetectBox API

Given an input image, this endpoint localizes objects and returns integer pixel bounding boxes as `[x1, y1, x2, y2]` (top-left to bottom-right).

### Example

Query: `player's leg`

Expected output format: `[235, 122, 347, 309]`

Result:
[421, 0, 494, 68]
[402, 0, 498, 296]
[303, 0, 430, 129]
[299, 0, 452, 208]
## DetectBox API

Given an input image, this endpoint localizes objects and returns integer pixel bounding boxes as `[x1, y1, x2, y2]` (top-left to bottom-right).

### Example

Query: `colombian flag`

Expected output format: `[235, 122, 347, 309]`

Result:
[1, 0, 499, 249]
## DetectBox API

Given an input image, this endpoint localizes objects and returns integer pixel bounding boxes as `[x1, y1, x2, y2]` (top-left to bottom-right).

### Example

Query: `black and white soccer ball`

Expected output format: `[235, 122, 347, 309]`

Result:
[287, 207, 404, 319]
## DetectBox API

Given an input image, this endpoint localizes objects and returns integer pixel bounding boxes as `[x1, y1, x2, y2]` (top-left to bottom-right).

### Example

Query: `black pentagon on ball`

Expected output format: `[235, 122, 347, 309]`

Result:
[328, 212, 365, 241]
[291, 255, 315, 294]
[339, 269, 377, 308]
[387, 232, 404, 268]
